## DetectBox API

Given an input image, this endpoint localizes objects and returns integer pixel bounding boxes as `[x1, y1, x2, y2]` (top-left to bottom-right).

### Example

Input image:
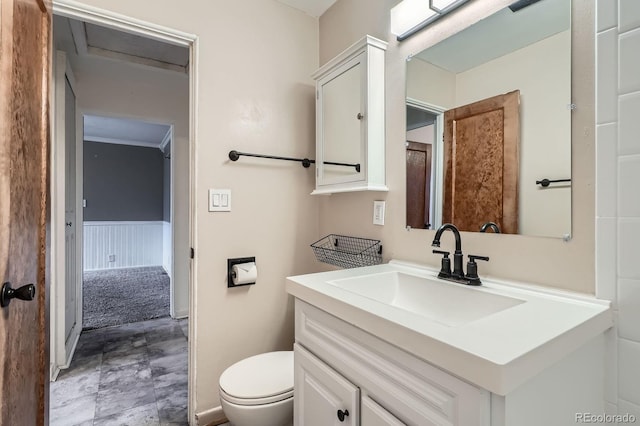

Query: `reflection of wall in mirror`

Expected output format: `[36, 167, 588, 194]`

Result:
[407, 30, 571, 238]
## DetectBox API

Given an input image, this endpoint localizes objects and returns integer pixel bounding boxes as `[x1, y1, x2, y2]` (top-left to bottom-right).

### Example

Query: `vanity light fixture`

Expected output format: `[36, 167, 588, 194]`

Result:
[390, 0, 470, 41]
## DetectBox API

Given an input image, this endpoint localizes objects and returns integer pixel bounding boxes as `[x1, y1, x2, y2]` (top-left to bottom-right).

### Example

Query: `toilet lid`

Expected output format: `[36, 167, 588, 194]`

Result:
[219, 351, 294, 399]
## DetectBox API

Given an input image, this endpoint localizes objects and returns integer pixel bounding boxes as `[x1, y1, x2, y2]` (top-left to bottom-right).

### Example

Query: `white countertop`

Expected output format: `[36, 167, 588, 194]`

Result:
[286, 260, 613, 395]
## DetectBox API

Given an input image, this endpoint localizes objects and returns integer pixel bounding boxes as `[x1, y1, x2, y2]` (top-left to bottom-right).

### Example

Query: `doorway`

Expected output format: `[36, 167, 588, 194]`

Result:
[406, 99, 444, 231]
[49, 8, 194, 424]
[82, 115, 173, 330]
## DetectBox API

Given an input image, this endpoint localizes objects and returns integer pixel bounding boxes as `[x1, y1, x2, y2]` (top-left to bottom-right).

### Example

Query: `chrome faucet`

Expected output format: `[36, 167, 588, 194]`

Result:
[432, 223, 489, 286]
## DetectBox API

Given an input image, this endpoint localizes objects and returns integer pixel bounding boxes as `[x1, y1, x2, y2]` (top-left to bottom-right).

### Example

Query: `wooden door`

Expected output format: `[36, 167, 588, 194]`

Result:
[406, 141, 432, 229]
[443, 91, 519, 234]
[0, 0, 51, 424]
[294, 343, 359, 426]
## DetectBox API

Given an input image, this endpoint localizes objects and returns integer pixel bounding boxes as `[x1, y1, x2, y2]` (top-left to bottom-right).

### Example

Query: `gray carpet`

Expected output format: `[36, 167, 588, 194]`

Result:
[83, 266, 170, 330]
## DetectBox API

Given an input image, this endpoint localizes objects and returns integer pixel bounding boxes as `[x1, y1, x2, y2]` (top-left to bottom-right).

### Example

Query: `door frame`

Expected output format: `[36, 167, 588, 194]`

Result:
[406, 97, 445, 230]
[50, 50, 83, 380]
[50, 0, 198, 421]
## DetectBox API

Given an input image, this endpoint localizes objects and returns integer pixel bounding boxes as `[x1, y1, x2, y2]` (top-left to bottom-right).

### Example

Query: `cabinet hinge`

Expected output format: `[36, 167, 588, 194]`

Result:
[316, 90, 319, 100]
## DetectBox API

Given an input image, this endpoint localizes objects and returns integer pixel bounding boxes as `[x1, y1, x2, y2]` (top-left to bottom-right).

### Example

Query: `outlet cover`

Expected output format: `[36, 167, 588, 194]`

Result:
[373, 201, 385, 225]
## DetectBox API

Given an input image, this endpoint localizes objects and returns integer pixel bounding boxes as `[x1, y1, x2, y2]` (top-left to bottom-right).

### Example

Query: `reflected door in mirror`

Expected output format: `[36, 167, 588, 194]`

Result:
[443, 91, 519, 234]
[406, 142, 432, 229]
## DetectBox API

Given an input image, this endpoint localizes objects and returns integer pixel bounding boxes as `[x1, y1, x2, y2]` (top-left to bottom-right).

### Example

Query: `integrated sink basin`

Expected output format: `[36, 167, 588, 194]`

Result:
[286, 260, 613, 395]
[327, 271, 525, 327]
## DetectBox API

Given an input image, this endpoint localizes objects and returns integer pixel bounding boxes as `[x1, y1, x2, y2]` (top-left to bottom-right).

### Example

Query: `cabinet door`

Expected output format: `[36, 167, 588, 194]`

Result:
[362, 396, 406, 426]
[318, 53, 364, 186]
[294, 343, 359, 426]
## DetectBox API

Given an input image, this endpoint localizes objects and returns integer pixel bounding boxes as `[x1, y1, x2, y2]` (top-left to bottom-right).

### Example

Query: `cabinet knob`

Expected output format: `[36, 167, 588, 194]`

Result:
[356, 113, 363, 120]
[337, 409, 350, 422]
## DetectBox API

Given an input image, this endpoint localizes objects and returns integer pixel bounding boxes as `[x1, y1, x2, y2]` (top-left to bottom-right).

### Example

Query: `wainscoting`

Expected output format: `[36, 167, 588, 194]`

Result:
[162, 221, 172, 276]
[83, 221, 164, 271]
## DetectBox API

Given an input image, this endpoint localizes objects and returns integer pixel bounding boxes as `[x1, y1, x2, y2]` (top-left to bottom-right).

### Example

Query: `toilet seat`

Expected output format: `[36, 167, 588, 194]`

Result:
[219, 351, 294, 407]
[220, 387, 294, 406]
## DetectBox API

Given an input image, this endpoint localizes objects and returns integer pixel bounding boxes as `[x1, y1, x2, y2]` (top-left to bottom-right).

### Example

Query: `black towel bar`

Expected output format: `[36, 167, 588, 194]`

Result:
[536, 178, 571, 187]
[228, 150, 360, 172]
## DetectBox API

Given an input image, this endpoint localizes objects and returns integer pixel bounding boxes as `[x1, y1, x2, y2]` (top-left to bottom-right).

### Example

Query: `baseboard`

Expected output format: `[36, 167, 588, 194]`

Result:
[173, 309, 189, 319]
[64, 326, 81, 368]
[51, 326, 81, 382]
[195, 406, 227, 426]
[50, 365, 61, 382]
[84, 264, 164, 273]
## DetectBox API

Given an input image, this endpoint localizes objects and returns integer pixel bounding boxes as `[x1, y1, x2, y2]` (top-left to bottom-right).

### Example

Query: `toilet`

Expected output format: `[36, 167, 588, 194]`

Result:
[219, 351, 294, 426]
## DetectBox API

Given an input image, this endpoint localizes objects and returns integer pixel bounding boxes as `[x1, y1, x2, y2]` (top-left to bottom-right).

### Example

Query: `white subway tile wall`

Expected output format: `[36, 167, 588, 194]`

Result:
[596, 0, 640, 412]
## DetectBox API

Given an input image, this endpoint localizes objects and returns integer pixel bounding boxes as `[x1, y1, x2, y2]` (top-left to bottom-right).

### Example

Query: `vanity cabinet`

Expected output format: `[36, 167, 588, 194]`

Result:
[294, 343, 359, 425]
[311, 35, 388, 195]
[293, 300, 490, 426]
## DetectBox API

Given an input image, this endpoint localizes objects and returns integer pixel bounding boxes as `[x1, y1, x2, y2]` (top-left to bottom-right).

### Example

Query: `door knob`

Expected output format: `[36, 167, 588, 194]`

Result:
[356, 113, 363, 120]
[1, 282, 36, 308]
[337, 409, 350, 422]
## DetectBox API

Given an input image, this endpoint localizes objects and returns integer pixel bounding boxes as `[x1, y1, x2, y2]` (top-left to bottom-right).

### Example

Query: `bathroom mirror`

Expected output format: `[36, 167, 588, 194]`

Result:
[405, 0, 571, 238]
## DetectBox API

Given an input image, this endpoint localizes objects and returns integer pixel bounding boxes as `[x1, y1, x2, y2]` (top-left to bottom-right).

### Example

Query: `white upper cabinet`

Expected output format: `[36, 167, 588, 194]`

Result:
[312, 35, 388, 195]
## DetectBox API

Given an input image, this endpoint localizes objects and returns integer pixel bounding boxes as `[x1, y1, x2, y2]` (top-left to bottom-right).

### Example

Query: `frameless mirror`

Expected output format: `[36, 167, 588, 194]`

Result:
[405, 0, 571, 238]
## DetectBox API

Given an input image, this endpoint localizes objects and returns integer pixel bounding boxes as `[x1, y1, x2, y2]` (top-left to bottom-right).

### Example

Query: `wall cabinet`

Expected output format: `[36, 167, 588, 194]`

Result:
[311, 36, 388, 195]
[293, 300, 490, 425]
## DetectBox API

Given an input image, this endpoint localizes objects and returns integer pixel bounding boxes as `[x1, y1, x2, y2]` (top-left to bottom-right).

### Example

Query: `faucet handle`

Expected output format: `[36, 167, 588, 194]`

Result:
[465, 254, 489, 286]
[468, 255, 489, 263]
[432, 250, 452, 278]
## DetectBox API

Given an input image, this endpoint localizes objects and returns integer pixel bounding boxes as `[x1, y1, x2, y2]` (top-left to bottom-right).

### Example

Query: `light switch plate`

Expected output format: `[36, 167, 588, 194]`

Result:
[209, 189, 231, 212]
[373, 201, 385, 225]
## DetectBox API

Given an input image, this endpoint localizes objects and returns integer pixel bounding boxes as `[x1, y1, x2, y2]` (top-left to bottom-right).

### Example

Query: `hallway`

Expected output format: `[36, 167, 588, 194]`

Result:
[50, 317, 188, 425]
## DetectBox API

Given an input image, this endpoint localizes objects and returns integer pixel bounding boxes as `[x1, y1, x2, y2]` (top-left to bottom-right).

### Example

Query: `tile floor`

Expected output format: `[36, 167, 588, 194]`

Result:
[50, 317, 189, 426]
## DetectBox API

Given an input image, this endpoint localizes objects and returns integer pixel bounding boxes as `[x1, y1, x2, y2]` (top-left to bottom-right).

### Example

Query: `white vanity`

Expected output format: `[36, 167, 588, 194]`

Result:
[286, 261, 612, 426]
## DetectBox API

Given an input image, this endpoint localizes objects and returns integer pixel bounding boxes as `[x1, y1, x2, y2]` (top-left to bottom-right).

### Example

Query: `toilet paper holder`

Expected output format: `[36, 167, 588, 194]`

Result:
[227, 257, 256, 288]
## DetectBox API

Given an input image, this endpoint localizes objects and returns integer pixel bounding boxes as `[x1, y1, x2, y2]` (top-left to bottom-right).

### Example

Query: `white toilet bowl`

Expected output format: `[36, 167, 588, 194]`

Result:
[219, 351, 294, 426]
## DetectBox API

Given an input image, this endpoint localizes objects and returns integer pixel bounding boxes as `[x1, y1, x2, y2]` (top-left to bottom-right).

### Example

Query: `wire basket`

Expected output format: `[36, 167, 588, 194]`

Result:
[311, 234, 383, 269]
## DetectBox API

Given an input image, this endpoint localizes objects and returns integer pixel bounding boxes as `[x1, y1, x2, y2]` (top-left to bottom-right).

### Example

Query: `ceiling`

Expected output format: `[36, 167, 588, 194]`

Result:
[276, 0, 338, 17]
[416, 0, 570, 73]
[53, 18, 179, 150]
[84, 115, 171, 150]
[54, 15, 189, 73]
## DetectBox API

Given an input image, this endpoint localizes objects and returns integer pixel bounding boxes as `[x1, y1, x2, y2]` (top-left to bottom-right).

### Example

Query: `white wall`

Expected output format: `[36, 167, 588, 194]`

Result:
[162, 221, 171, 275]
[595, 0, 640, 418]
[455, 30, 571, 237]
[407, 124, 434, 145]
[62, 0, 320, 421]
[319, 0, 595, 293]
[72, 52, 190, 317]
[406, 59, 455, 109]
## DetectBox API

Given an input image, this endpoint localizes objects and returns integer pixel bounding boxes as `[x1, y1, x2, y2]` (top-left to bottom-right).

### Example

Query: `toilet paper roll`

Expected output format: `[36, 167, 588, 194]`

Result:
[232, 262, 257, 285]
